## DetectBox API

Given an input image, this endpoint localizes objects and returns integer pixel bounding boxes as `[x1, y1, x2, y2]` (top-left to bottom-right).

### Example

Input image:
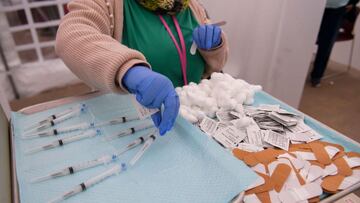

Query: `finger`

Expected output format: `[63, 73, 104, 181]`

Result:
[205, 25, 214, 50]
[151, 111, 162, 128]
[135, 94, 143, 104]
[166, 93, 180, 132]
[158, 92, 179, 135]
[193, 27, 200, 45]
[199, 25, 206, 49]
[213, 26, 222, 47]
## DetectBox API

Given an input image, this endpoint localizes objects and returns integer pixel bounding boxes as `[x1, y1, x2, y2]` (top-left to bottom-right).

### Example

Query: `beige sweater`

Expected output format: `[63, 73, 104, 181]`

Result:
[56, 0, 229, 93]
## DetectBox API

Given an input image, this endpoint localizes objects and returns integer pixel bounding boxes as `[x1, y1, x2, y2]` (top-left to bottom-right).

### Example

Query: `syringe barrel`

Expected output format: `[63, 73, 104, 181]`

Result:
[62, 129, 99, 144]
[84, 165, 121, 187]
[73, 155, 112, 171]
[129, 135, 156, 166]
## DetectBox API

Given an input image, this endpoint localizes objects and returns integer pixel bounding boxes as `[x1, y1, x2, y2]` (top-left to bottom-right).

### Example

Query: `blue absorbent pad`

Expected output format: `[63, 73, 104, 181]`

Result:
[12, 94, 258, 203]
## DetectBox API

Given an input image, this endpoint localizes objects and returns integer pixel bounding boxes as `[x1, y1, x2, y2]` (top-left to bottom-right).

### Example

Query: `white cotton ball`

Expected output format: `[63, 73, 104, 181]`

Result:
[185, 85, 196, 93]
[251, 85, 262, 92]
[178, 90, 186, 98]
[180, 106, 198, 123]
[210, 87, 221, 98]
[243, 90, 255, 105]
[206, 109, 217, 118]
[229, 86, 241, 98]
[180, 105, 191, 112]
[175, 87, 182, 95]
[195, 88, 207, 98]
[180, 92, 194, 107]
[217, 81, 231, 91]
[234, 104, 245, 114]
[188, 91, 207, 106]
[219, 99, 237, 111]
[230, 99, 237, 108]
[248, 89, 255, 98]
[203, 98, 217, 111]
[200, 79, 211, 85]
[191, 87, 208, 99]
[187, 91, 198, 103]
[182, 85, 191, 94]
[192, 105, 202, 111]
[211, 72, 225, 82]
[234, 80, 246, 90]
[193, 109, 206, 121]
[238, 79, 251, 87]
[202, 97, 213, 109]
[205, 106, 218, 118]
[244, 97, 254, 105]
[198, 83, 211, 95]
[224, 73, 236, 82]
[189, 82, 197, 87]
[232, 117, 252, 129]
[179, 105, 188, 117]
[183, 113, 198, 123]
[216, 94, 231, 106]
[235, 93, 247, 104]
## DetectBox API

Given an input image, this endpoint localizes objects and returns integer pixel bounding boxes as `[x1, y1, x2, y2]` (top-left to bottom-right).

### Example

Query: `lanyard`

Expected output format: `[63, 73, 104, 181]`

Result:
[159, 15, 188, 85]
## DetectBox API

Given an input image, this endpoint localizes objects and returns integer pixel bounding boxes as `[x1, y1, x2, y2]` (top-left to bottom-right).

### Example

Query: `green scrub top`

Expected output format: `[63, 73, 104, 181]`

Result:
[122, 0, 206, 87]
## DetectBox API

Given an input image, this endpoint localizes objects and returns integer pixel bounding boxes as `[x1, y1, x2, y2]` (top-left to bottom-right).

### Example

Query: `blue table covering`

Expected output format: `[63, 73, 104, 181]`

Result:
[12, 93, 258, 203]
[12, 91, 360, 203]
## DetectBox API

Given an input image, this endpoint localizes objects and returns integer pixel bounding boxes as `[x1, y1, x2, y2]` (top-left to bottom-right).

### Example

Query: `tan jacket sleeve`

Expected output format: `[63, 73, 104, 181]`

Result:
[189, 0, 229, 78]
[55, 0, 149, 93]
[199, 32, 229, 78]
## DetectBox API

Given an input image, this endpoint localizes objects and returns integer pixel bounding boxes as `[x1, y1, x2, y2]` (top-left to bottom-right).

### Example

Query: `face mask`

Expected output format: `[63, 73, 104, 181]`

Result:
[136, 0, 190, 15]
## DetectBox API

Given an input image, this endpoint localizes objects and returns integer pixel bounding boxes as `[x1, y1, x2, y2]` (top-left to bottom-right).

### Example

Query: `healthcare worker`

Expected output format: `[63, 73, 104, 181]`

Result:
[56, 0, 229, 135]
[311, 0, 357, 87]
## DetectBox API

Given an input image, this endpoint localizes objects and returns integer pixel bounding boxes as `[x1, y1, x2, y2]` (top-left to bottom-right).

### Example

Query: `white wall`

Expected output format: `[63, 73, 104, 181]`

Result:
[331, 4, 360, 71]
[202, 0, 326, 108]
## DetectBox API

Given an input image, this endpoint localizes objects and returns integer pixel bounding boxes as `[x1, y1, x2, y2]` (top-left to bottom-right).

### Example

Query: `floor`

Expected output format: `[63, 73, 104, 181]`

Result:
[10, 83, 92, 111]
[299, 61, 360, 143]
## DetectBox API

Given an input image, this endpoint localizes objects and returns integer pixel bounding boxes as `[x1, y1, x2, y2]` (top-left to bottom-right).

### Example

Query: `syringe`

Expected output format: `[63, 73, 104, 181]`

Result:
[25, 104, 84, 132]
[31, 133, 153, 183]
[22, 122, 93, 139]
[129, 134, 157, 166]
[105, 121, 154, 141]
[48, 163, 127, 203]
[31, 155, 113, 183]
[25, 129, 101, 155]
[22, 114, 140, 139]
[95, 114, 139, 127]
[25, 104, 87, 134]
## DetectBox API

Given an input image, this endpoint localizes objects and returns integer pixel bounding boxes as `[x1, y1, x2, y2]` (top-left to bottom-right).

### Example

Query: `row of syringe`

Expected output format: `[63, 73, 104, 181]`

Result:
[47, 131, 158, 203]
[23, 104, 159, 203]
[23, 103, 155, 154]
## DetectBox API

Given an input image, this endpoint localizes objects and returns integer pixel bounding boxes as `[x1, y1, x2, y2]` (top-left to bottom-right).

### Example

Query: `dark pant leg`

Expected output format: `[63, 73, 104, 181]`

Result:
[311, 7, 346, 81]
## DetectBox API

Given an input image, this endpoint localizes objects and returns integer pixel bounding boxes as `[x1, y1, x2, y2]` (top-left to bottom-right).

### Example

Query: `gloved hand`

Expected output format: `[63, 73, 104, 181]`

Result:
[193, 24, 222, 50]
[122, 66, 180, 135]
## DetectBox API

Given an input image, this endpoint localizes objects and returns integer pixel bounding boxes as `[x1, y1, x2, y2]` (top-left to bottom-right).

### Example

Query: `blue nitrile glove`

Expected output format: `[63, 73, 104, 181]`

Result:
[193, 24, 222, 50]
[122, 66, 180, 135]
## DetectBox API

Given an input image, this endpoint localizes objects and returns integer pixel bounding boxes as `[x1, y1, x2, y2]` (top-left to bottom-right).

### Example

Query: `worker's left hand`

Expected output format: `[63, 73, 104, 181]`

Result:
[193, 24, 222, 50]
[122, 66, 180, 136]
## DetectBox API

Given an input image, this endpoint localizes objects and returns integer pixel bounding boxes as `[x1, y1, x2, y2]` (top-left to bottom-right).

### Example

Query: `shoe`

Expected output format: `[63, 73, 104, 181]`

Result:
[311, 78, 321, 88]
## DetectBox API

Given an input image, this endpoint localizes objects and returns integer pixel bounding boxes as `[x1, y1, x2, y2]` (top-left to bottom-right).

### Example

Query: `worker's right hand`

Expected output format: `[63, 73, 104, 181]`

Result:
[122, 66, 180, 136]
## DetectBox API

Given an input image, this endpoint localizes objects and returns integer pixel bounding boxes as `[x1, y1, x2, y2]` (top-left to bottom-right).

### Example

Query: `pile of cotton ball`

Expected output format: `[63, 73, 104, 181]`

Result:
[176, 72, 262, 123]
